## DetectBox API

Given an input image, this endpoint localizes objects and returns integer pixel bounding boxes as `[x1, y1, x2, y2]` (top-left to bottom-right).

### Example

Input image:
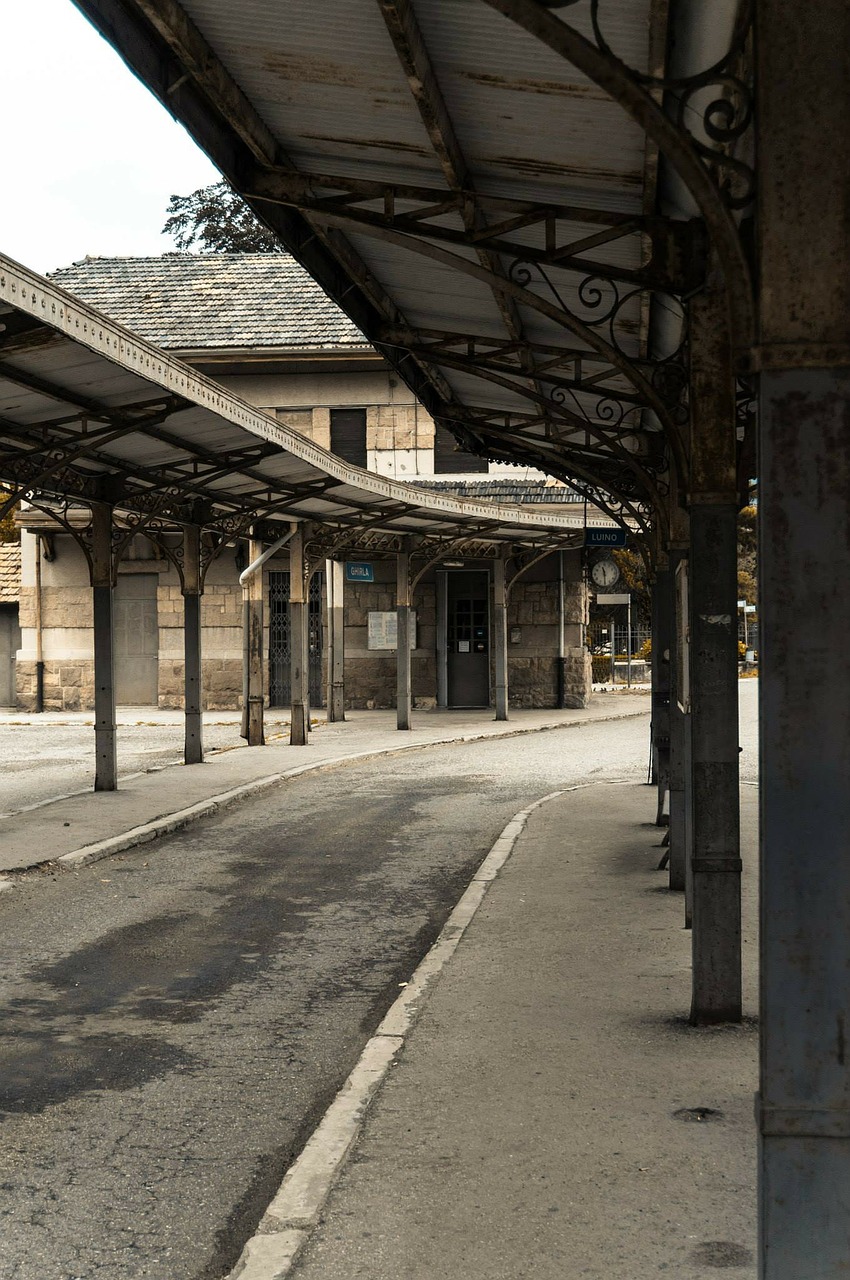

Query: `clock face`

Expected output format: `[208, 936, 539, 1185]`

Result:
[591, 557, 620, 588]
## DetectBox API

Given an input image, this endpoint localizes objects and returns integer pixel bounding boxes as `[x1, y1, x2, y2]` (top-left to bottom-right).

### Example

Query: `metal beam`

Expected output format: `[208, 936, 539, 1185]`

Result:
[247, 165, 704, 292]
[477, 0, 754, 347]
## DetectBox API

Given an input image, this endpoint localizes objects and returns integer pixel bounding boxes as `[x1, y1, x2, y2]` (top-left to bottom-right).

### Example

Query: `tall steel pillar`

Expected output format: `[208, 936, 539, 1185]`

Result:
[667, 540, 689, 893]
[326, 558, 345, 723]
[436, 570, 448, 708]
[396, 540, 412, 730]
[182, 524, 203, 765]
[651, 551, 672, 823]
[90, 501, 117, 792]
[687, 282, 741, 1024]
[242, 534, 265, 747]
[493, 554, 509, 721]
[757, 4, 850, 1273]
[289, 526, 309, 746]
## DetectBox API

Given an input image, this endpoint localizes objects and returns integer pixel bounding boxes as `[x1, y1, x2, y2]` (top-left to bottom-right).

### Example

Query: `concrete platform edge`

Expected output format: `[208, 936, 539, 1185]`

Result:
[222, 789, 567, 1280]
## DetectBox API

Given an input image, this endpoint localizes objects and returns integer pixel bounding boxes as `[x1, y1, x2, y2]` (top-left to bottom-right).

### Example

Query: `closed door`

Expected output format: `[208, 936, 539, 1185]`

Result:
[446, 571, 490, 708]
[114, 574, 159, 705]
[0, 605, 18, 707]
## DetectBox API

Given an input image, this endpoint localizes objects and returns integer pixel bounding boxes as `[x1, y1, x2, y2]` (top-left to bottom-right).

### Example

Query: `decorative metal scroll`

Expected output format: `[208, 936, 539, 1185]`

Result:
[589, 0, 755, 212]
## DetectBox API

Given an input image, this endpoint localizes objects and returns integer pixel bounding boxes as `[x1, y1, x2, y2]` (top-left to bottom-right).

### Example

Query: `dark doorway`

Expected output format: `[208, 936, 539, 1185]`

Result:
[268, 570, 324, 707]
[446, 571, 490, 707]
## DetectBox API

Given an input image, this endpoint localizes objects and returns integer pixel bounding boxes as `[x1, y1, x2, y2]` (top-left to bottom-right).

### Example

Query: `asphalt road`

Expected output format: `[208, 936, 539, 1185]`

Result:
[0, 690, 757, 1280]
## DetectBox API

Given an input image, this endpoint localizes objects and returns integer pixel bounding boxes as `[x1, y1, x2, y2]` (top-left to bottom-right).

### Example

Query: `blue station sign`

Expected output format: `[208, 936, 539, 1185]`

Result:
[345, 561, 374, 582]
[585, 528, 627, 548]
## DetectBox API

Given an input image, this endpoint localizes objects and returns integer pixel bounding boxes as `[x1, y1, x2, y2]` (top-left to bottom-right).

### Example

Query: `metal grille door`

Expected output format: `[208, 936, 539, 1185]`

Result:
[268, 571, 324, 707]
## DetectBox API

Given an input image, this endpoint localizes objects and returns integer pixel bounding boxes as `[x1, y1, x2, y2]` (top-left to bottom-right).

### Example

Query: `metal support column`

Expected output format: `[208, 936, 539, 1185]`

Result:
[182, 524, 203, 765]
[243, 535, 265, 747]
[90, 501, 117, 792]
[651, 557, 672, 823]
[667, 544, 690, 893]
[396, 540, 412, 730]
[757, 4, 850, 1272]
[326, 558, 345, 722]
[493, 554, 508, 721]
[436, 571, 448, 708]
[289, 526, 309, 745]
[688, 283, 741, 1025]
[556, 549, 567, 708]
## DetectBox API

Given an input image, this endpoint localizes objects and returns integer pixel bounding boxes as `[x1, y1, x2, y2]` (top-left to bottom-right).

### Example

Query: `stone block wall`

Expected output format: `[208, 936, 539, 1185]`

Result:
[342, 571, 437, 709]
[16, 658, 95, 712]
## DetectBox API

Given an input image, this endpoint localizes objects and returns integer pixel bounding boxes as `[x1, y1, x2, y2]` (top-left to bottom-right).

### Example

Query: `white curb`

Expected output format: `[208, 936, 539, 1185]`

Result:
[4, 706, 648, 882]
[222, 788, 565, 1280]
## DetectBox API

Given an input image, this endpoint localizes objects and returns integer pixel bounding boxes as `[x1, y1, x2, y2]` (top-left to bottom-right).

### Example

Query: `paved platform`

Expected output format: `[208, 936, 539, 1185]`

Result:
[0, 700, 651, 876]
[264, 782, 759, 1280]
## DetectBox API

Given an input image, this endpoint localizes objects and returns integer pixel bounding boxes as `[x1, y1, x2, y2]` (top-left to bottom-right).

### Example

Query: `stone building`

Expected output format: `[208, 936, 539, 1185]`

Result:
[12, 254, 599, 713]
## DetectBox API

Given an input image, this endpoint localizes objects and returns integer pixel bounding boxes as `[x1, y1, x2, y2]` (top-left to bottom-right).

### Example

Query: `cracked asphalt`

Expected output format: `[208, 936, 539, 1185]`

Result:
[0, 687, 757, 1278]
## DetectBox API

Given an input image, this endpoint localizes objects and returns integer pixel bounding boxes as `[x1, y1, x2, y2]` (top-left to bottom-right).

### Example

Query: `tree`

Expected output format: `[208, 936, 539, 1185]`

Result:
[737, 503, 757, 603]
[0, 491, 19, 543]
[162, 181, 281, 253]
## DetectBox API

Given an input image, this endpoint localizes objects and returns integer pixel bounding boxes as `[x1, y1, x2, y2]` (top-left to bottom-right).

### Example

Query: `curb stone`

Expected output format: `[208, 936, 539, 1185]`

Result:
[3, 706, 649, 881]
[222, 788, 566, 1280]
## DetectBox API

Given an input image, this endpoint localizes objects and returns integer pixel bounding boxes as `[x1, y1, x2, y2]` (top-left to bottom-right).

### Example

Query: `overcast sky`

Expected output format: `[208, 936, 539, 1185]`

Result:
[1, 0, 221, 275]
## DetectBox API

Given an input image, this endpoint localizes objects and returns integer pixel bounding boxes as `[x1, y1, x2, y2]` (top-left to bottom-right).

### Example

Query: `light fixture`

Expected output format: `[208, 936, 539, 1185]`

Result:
[442, 559, 465, 568]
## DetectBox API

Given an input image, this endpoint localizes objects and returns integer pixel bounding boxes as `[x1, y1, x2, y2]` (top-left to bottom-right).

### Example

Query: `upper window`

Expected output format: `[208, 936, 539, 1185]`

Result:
[433, 424, 488, 474]
[330, 408, 367, 468]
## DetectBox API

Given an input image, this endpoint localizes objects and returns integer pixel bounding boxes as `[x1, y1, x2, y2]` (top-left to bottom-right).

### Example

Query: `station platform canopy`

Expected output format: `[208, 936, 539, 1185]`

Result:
[0, 252, 607, 553]
[71, 0, 748, 533]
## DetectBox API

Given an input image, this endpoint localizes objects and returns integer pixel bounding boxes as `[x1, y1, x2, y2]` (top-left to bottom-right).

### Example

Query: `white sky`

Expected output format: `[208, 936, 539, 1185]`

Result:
[0, 0, 221, 275]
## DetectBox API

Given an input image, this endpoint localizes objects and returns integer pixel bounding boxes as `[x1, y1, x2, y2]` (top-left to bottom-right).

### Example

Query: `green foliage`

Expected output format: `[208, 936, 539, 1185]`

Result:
[592, 654, 612, 683]
[738, 503, 757, 602]
[611, 546, 652, 626]
[163, 182, 282, 254]
[0, 491, 19, 543]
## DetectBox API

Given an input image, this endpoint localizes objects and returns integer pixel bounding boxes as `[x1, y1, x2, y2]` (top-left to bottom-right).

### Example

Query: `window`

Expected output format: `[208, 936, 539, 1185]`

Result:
[330, 408, 367, 468]
[433, 424, 488, 474]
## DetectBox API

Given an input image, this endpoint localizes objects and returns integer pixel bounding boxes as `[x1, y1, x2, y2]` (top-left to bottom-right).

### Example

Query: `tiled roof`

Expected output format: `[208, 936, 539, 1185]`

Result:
[409, 479, 581, 505]
[0, 542, 21, 604]
[49, 254, 370, 353]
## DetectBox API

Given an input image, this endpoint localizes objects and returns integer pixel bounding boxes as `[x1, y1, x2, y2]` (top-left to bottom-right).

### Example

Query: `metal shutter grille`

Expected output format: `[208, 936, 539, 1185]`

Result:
[330, 409, 367, 468]
[433, 424, 488, 474]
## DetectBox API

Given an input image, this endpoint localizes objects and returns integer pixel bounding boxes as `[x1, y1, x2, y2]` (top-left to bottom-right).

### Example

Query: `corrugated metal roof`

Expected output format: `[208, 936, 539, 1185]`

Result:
[49, 254, 369, 353]
[68, 0, 695, 514]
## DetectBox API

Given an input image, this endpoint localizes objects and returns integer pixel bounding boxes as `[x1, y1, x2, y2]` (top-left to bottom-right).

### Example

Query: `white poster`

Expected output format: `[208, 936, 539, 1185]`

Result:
[367, 611, 417, 650]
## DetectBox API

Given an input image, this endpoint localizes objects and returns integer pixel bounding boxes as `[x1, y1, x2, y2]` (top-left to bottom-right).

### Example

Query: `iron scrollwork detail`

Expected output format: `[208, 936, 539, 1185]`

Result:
[589, 0, 754, 211]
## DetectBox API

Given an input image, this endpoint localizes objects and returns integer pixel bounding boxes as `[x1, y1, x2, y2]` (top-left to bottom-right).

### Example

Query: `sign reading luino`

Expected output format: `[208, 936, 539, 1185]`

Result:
[585, 528, 627, 548]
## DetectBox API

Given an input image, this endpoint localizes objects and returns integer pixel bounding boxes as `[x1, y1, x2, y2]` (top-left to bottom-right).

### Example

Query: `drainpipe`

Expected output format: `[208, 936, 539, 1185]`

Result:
[238, 524, 298, 587]
[557, 549, 566, 708]
[34, 534, 44, 713]
[239, 524, 298, 744]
